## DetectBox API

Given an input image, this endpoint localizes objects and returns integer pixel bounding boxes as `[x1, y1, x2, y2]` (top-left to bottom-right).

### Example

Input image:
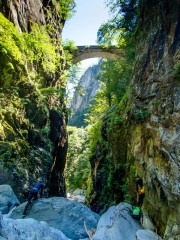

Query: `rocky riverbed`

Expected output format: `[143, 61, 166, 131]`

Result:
[0, 185, 163, 240]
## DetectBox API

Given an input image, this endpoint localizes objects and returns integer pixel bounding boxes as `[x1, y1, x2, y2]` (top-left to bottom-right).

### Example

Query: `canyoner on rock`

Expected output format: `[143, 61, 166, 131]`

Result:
[0, 186, 163, 240]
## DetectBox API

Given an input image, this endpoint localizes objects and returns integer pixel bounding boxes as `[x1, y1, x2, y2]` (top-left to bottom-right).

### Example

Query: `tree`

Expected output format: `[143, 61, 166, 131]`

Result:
[97, 0, 139, 46]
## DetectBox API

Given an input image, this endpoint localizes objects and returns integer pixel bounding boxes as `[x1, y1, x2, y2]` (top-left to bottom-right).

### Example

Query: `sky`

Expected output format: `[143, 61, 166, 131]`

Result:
[62, 0, 109, 73]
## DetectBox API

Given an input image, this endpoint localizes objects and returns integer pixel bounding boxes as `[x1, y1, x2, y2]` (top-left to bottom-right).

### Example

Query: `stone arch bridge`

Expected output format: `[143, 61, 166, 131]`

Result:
[71, 45, 123, 64]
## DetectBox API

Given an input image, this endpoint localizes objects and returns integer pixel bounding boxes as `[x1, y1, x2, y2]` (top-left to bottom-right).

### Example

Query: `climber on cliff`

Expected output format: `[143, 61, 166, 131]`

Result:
[135, 174, 145, 207]
[23, 177, 45, 215]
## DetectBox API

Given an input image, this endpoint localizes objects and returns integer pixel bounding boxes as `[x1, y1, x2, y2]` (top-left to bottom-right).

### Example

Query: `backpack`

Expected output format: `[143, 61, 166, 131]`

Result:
[139, 186, 145, 194]
[132, 206, 141, 220]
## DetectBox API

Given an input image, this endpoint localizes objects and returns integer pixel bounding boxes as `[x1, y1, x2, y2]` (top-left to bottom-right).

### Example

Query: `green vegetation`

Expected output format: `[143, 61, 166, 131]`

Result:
[65, 126, 91, 191]
[76, 0, 140, 212]
[65, 0, 139, 211]
[58, 0, 76, 21]
[97, 0, 139, 46]
[173, 62, 180, 78]
[0, 1, 74, 192]
[68, 108, 89, 128]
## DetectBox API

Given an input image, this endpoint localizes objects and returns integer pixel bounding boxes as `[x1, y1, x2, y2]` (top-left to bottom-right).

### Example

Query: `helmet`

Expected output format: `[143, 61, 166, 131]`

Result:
[37, 177, 43, 182]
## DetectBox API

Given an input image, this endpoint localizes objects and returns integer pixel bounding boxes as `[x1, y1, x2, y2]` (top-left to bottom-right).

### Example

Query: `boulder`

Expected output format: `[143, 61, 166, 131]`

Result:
[93, 202, 142, 240]
[141, 212, 156, 231]
[72, 195, 85, 203]
[67, 189, 86, 203]
[11, 197, 100, 240]
[0, 212, 70, 240]
[73, 189, 85, 196]
[0, 185, 20, 214]
[136, 229, 162, 240]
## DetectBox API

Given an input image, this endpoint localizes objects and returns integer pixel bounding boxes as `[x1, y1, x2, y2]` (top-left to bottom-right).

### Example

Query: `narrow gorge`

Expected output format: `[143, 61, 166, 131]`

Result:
[0, 0, 179, 240]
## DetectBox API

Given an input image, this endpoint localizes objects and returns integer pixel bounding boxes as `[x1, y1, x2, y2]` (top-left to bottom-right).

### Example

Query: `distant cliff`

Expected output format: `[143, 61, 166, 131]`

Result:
[69, 63, 101, 127]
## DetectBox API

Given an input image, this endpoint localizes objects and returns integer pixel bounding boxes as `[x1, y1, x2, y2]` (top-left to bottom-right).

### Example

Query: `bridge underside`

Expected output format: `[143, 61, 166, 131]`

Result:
[72, 51, 120, 64]
[71, 46, 123, 64]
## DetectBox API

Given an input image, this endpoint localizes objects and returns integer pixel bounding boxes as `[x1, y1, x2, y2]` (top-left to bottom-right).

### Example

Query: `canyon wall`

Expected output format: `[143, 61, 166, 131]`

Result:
[0, 0, 71, 199]
[128, 0, 180, 238]
[88, 0, 180, 239]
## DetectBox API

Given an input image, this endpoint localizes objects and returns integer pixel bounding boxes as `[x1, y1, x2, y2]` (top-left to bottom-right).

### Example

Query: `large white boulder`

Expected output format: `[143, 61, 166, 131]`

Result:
[0, 212, 70, 240]
[136, 229, 162, 240]
[0, 185, 19, 214]
[93, 202, 142, 240]
[11, 197, 99, 240]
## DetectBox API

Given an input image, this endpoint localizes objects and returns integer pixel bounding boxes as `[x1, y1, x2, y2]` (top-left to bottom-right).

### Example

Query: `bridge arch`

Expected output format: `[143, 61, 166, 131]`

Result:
[72, 45, 123, 64]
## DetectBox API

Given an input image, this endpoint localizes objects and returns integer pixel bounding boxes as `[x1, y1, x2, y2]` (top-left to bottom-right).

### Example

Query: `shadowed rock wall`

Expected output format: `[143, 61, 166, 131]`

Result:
[128, 0, 180, 238]
[88, 0, 179, 238]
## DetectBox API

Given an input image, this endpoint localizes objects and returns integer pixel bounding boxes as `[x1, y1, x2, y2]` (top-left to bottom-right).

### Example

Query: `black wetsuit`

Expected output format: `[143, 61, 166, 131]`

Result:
[27, 182, 44, 202]
[23, 182, 44, 215]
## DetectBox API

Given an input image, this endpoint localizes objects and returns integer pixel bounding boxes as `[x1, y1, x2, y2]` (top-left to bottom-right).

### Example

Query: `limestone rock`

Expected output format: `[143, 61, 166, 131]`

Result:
[127, 0, 180, 238]
[71, 65, 100, 114]
[141, 212, 156, 232]
[0, 212, 70, 240]
[11, 197, 100, 240]
[67, 189, 86, 203]
[69, 64, 101, 126]
[73, 189, 85, 196]
[0, 185, 19, 214]
[93, 202, 142, 240]
[136, 229, 162, 240]
[71, 195, 85, 203]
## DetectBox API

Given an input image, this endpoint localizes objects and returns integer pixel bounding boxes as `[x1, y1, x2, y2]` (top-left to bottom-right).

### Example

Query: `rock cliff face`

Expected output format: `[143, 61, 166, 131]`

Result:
[69, 63, 101, 127]
[128, 0, 180, 238]
[0, 0, 70, 199]
[0, 0, 65, 36]
[88, 0, 180, 239]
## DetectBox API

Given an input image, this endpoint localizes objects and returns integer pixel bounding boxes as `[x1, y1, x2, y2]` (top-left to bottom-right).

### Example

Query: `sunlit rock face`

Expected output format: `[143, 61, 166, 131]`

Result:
[0, 0, 64, 37]
[0, 0, 45, 32]
[71, 65, 100, 113]
[128, 0, 180, 238]
[69, 64, 101, 127]
[0, 0, 68, 199]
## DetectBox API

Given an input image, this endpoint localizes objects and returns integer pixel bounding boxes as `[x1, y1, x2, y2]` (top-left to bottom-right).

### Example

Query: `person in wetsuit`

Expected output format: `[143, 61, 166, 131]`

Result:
[135, 175, 145, 207]
[23, 177, 44, 215]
